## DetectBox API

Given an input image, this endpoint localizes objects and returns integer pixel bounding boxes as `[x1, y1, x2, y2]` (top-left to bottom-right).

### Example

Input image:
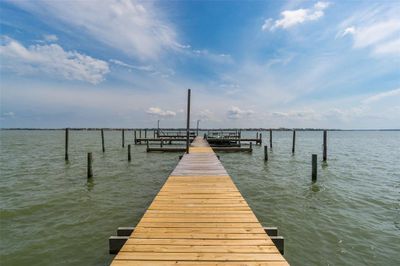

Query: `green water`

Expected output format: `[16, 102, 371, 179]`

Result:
[0, 130, 399, 266]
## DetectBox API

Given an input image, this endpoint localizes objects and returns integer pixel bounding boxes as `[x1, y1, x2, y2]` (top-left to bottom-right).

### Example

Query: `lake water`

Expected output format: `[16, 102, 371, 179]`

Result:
[0, 130, 399, 266]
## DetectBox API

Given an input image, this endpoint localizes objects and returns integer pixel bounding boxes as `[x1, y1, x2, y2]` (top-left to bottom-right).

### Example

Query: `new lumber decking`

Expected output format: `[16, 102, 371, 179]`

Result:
[111, 137, 289, 265]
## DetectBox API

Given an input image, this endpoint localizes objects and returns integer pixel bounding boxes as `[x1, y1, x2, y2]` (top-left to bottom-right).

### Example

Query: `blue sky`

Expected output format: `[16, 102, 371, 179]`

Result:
[1, 0, 399, 129]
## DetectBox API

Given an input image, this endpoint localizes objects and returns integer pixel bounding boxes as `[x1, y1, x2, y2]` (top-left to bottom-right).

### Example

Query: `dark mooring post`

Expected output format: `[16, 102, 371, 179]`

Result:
[134, 130, 137, 144]
[259, 133, 262, 145]
[101, 129, 105, 152]
[87, 152, 93, 178]
[144, 129, 147, 138]
[256, 132, 259, 139]
[65, 128, 69, 161]
[122, 129, 125, 148]
[128, 144, 131, 161]
[292, 130, 296, 154]
[269, 129, 273, 149]
[186, 89, 191, 154]
[264, 146, 268, 161]
[323, 130, 327, 161]
[312, 154, 317, 182]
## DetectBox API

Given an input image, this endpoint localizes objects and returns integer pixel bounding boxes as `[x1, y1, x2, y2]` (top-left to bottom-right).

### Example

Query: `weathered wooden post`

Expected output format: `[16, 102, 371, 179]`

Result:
[122, 129, 125, 148]
[139, 129, 142, 138]
[292, 130, 296, 154]
[259, 133, 262, 145]
[134, 130, 137, 144]
[146, 140, 149, 152]
[65, 128, 69, 161]
[323, 130, 327, 161]
[87, 152, 93, 178]
[101, 129, 105, 152]
[256, 132, 259, 139]
[312, 154, 317, 182]
[250, 142, 253, 151]
[186, 89, 191, 154]
[128, 144, 131, 161]
[269, 129, 272, 149]
[264, 146, 268, 161]
[144, 129, 147, 138]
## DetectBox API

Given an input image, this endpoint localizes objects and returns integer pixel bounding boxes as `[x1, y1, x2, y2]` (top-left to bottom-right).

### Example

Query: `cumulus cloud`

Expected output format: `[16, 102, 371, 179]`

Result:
[0, 36, 109, 84]
[146, 107, 176, 117]
[227, 106, 254, 120]
[262, 1, 330, 31]
[9, 0, 184, 60]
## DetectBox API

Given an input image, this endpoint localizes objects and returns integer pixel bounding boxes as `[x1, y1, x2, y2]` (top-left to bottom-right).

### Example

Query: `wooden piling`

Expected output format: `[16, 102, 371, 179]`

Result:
[134, 130, 137, 144]
[269, 129, 272, 149]
[101, 129, 105, 152]
[264, 146, 268, 161]
[186, 89, 191, 154]
[292, 130, 296, 154]
[128, 144, 131, 161]
[122, 129, 125, 148]
[144, 129, 147, 138]
[256, 132, 259, 139]
[312, 154, 317, 182]
[65, 128, 69, 161]
[323, 130, 327, 161]
[87, 152, 93, 178]
[259, 133, 262, 145]
[139, 129, 142, 138]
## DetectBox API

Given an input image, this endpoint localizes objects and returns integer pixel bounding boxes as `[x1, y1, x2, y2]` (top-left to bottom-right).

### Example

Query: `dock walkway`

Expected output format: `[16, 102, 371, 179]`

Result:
[111, 137, 289, 265]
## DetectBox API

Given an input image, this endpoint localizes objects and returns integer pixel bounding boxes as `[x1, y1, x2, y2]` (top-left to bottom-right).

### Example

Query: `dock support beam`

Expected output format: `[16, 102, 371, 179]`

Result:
[292, 130, 296, 154]
[122, 129, 125, 148]
[65, 128, 69, 161]
[323, 130, 327, 161]
[128, 145, 131, 162]
[312, 154, 317, 182]
[264, 146, 268, 161]
[186, 89, 191, 154]
[101, 129, 105, 152]
[87, 152, 93, 178]
[269, 129, 272, 149]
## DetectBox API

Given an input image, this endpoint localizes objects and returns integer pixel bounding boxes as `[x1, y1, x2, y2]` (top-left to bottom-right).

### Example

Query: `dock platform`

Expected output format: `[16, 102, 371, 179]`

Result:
[111, 136, 289, 265]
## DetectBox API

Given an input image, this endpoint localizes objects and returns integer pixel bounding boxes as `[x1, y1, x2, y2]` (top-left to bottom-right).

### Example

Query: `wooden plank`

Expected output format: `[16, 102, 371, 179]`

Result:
[120, 244, 279, 253]
[114, 252, 285, 261]
[112, 261, 289, 266]
[133, 227, 265, 234]
[124, 239, 274, 245]
[137, 223, 263, 228]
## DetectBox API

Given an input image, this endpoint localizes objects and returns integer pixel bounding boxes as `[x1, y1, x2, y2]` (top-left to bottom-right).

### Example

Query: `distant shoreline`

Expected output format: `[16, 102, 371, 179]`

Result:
[1, 128, 399, 131]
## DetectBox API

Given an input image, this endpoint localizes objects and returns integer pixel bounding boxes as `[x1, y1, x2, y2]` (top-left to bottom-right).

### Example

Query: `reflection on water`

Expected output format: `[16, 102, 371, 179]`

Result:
[1, 130, 399, 266]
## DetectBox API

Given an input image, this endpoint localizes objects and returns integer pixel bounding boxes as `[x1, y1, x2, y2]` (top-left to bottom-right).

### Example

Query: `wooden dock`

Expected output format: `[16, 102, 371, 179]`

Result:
[111, 136, 289, 265]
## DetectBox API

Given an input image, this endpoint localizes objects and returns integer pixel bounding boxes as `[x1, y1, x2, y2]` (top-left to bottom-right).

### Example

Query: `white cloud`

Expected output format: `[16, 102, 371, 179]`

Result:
[198, 109, 214, 121]
[43, 34, 58, 42]
[10, 0, 183, 61]
[0, 36, 109, 84]
[362, 88, 400, 104]
[262, 1, 330, 31]
[146, 107, 176, 117]
[109, 59, 153, 71]
[373, 38, 400, 55]
[338, 5, 400, 57]
[227, 106, 254, 120]
[339, 26, 356, 38]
